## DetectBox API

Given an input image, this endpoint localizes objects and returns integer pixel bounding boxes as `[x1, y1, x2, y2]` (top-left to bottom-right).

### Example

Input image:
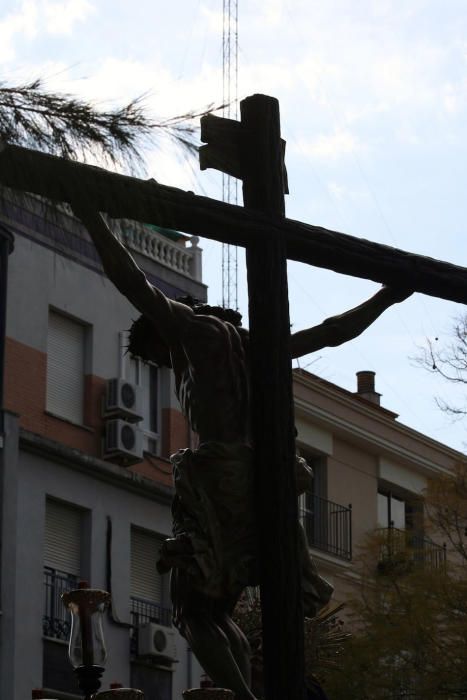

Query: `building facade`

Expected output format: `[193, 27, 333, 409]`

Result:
[0, 191, 205, 700]
[294, 367, 460, 605]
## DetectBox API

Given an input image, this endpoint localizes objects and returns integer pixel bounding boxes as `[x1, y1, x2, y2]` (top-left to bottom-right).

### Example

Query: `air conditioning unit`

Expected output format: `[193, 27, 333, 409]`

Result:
[103, 419, 143, 465]
[103, 378, 143, 422]
[137, 623, 178, 663]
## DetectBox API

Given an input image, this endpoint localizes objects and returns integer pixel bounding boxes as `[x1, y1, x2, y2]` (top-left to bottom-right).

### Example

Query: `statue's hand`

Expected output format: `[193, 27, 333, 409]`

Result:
[157, 535, 196, 574]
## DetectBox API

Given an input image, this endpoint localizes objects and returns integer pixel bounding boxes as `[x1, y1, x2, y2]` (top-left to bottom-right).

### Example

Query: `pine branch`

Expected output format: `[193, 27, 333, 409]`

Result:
[0, 79, 223, 170]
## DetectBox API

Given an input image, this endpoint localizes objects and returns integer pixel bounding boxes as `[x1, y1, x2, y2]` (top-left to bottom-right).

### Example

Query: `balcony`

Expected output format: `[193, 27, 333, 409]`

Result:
[130, 595, 172, 656]
[377, 526, 446, 572]
[43, 566, 78, 641]
[300, 494, 352, 561]
[130, 595, 172, 628]
[118, 221, 202, 281]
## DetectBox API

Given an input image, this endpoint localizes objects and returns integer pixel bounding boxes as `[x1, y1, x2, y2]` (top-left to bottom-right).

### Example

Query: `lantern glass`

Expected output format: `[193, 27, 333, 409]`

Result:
[62, 588, 110, 669]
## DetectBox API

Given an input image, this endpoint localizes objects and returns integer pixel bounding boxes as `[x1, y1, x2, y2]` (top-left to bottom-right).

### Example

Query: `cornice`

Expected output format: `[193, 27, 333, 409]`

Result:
[293, 371, 464, 473]
[19, 429, 174, 505]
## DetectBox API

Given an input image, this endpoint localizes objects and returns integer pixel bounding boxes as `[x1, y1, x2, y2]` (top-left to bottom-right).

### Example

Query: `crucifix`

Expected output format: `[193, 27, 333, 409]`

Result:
[0, 94, 466, 700]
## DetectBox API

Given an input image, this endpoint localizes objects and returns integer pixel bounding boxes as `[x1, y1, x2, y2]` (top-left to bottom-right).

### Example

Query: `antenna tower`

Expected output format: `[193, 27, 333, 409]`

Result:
[222, 0, 238, 310]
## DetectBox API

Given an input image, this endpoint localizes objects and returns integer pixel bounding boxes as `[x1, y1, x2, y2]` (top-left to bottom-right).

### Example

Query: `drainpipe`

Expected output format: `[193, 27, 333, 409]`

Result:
[0, 223, 14, 439]
[0, 223, 13, 628]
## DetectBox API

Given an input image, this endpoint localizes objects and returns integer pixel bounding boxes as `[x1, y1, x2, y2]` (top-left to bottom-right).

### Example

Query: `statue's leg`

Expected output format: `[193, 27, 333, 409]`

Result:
[182, 611, 257, 700]
[215, 611, 252, 688]
[171, 572, 256, 700]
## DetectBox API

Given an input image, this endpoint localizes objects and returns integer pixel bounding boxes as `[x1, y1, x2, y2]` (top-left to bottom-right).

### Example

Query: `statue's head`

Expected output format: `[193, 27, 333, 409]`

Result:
[127, 297, 244, 368]
[176, 295, 243, 327]
[128, 315, 172, 368]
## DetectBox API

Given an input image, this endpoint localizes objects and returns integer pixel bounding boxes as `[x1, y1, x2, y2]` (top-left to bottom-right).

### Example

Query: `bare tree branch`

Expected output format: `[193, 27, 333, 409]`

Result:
[412, 316, 467, 418]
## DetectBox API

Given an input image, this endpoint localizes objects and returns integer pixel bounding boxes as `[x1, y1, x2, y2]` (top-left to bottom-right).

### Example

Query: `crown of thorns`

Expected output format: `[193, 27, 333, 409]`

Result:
[177, 295, 243, 327]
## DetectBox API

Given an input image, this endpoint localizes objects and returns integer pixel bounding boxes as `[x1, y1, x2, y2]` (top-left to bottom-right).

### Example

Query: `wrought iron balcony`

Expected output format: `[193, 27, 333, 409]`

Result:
[43, 566, 78, 640]
[130, 595, 171, 628]
[130, 595, 172, 656]
[300, 494, 352, 561]
[377, 526, 446, 572]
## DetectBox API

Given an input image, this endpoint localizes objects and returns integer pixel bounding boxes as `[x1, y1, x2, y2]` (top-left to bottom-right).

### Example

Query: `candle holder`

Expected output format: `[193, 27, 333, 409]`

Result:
[31, 690, 59, 699]
[62, 583, 111, 700]
[94, 689, 144, 700]
[182, 691, 234, 700]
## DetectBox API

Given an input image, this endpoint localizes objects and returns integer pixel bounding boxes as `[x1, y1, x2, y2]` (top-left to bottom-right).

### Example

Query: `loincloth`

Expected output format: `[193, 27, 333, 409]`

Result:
[158, 441, 333, 614]
[160, 442, 260, 600]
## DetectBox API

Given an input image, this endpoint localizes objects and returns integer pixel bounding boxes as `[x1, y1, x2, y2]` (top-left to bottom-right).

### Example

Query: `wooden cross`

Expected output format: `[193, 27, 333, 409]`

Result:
[201, 95, 304, 700]
[1, 94, 466, 700]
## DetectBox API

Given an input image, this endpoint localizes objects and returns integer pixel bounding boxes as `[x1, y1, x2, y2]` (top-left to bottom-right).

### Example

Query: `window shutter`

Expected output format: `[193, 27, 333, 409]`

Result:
[47, 311, 85, 424]
[44, 499, 82, 576]
[130, 528, 163, 603]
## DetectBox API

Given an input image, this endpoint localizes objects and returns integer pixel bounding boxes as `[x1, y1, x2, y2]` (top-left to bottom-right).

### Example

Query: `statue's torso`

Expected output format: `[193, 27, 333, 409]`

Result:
[171, 318, 250, 444]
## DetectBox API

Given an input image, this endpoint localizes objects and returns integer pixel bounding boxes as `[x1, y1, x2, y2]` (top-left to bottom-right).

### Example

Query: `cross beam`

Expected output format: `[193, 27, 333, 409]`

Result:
[0, 143, 466, 304]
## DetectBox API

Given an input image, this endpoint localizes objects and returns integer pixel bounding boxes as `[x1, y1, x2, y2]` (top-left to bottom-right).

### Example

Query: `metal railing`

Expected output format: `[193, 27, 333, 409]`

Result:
[130, 596, 172, 656]
[377, 526, 446, 571]
[130, 595, 171, 628]
[300, 494, 352, 561]
[43, 566, 78, 640]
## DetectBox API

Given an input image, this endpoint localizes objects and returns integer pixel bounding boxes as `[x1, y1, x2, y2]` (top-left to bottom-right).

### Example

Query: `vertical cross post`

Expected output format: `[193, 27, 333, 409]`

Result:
[200, 93, 305, 700]
[240, 94, 305, 700]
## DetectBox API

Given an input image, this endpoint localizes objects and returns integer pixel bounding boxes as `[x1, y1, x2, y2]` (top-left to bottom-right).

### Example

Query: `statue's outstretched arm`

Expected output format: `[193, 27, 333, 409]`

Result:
[290, 286, 412, 359]
[71, 201, 191, 339]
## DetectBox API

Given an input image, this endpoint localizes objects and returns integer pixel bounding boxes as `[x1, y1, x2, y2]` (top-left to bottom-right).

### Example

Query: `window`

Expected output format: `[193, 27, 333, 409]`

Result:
[378, 490, 411, 530]
[43, 498, 82, 640]
[130, 527, 170, 628]
[376, 488, 443, 572]
[43, 499, 84, 693]
[298, 453, 352, 560]
[47, 310, 86, 424]
[120, 332, 160, 454]
[129, 528, 172, 700]
[298, 453, 326, 520]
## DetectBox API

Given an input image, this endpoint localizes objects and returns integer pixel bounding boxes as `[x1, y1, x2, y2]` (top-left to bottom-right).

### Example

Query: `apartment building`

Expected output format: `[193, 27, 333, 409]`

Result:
[294, 367, 461, 604]
[0, 191, 205, 700]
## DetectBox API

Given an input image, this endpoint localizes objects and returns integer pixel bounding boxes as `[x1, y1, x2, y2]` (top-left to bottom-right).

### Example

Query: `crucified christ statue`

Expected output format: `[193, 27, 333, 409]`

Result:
[72, 201, 411, 700]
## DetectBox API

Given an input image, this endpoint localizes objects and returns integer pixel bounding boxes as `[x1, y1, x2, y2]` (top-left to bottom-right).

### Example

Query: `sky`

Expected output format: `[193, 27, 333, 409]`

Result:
[2, 0, 467, 452]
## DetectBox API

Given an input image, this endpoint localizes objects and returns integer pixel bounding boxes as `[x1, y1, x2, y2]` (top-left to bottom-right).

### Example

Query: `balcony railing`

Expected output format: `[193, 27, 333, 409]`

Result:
[130, 596, 172, 656]
[119, 223, 202, 280]
[300, 494, 352, 561]
[43, 566, 78, 640]
[130, 595, 171, 628]
[377, 526, 446, 571]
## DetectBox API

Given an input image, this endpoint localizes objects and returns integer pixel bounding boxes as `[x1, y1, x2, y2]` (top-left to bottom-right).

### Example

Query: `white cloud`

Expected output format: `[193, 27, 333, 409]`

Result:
[199, 4, 223, 35]
[0, 1, 39, 63]
[145, 144, 199, 191]
[63, 55, 223, 120]
[294, 129, 361, 161]
[0, 0, 95, 65]
[258, 0, 285, 26]
[43, 0, 95, 35]
[327, 181, 370, 202]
